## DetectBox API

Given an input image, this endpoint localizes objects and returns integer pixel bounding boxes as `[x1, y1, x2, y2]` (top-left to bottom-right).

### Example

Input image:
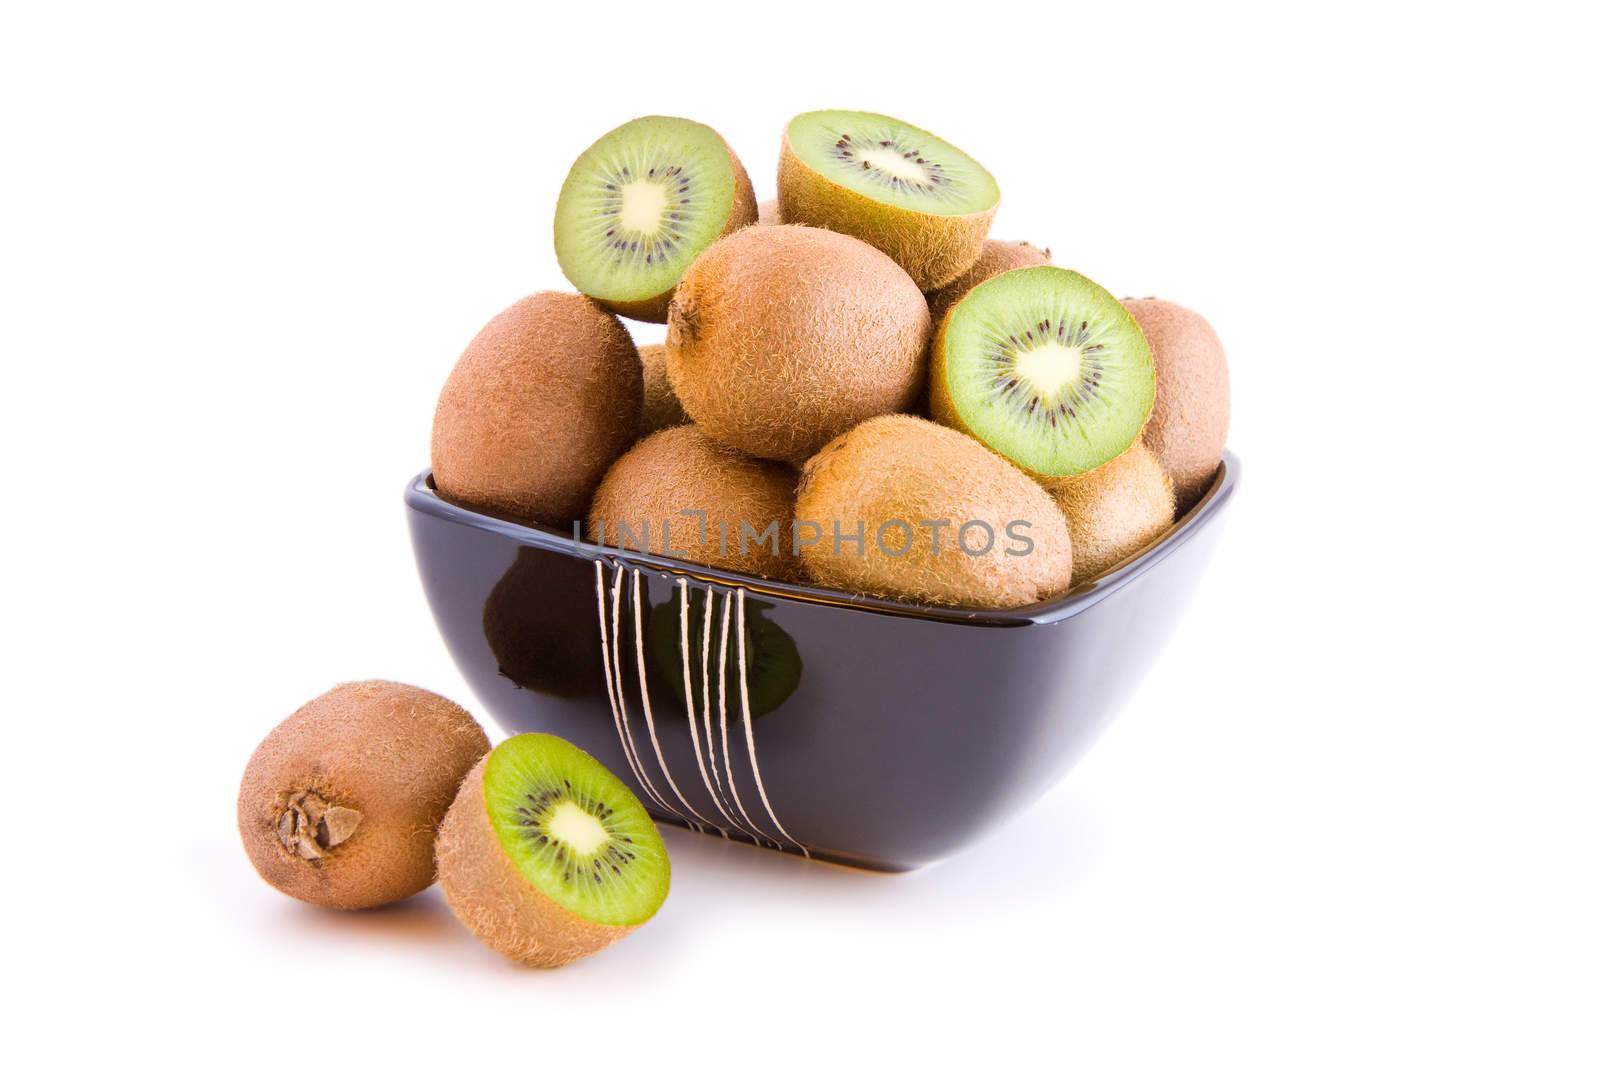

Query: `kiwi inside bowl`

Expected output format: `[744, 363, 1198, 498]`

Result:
[406, 452, 1237, 871]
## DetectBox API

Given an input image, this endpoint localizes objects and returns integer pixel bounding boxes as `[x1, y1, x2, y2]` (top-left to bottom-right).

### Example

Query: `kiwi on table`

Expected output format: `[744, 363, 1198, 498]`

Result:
[484, 549, 607, 698]
[665, 224, 929, 463]
[554, 116, 757, 324]
[649, 586, 802, 720]
[436, 733, 670, 968]
[926, 240, 1051, 326]
[636, 343, 690, 434]
[1047, 440, 1175, 586]
[237, 682, 490, 910]
[795, 415, 1073, 609]
[588, 424, 801, 581]
[777, 109, 999, 290]
[431, 291, 642, 527]
[756, 197, 782, 225]
[930, 266, 1156, 479]
[1122, 297, 1231, 513]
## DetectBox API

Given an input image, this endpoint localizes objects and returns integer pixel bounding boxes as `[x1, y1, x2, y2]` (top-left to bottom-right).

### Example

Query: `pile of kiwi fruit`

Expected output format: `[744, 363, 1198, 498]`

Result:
[238, 110, 1234, 970]
[433, 109, 1232, 610]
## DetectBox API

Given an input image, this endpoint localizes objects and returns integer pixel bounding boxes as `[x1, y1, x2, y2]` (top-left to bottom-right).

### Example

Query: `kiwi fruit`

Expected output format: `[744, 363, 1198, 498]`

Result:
[636, 343, 690, 434]
[237, 681, 490, 910]
[554, 116, 756, 323]
[756, 197, 782, 225]
[926, 240, 1051, 326]
[777, 110, 999, 290]
[431, 292, 641, 526]
[930, 266, 1156, 479]
[795, 415, 1073, 609]
[649, 586, 802, 720]
[1047, 441, 1175, 585]
[436, 733, 670, 967]
[589, 425, 801, 581]
[665, 224, 929, 462]
[483, 549, 607, 698]
[1122, 297, 1231, 512]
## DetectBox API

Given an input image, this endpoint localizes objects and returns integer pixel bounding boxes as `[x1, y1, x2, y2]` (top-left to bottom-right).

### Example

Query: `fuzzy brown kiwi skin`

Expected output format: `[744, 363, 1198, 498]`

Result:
[435, 757, 638, 968]
[636, 343, 690, 434]
[665, 225, 929, 463]
[431, 292, 642, 527]
[1122, 298, 1231, 513]
[1046, 441, 1175, 586]
[777, 131, 996, 290]
[597, 138, 757, 324]
[926, 240, 1052, 326]
[589, 425, 802, 581]
[794, 415, 1073, 609]
[237, 682, 490, 910]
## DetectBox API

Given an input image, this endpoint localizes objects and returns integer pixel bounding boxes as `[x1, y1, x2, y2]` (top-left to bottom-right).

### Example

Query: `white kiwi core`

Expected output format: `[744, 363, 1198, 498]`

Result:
[858, 147, 926, 181]
[619, 181, 669, 233]
[1014, 341, 1083, 397]
[548, 801, 610, 856]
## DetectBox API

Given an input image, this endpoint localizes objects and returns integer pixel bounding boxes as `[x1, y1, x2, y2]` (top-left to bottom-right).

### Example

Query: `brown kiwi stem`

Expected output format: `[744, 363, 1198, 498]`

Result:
[274, 789, 363, 862]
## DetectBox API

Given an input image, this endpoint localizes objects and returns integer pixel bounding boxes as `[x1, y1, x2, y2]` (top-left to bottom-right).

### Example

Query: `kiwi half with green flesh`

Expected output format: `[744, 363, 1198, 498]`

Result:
[778, 110, 999, 290]
[637, 343, 690, 434]
[555, 116, 756, 323]
[1122, 298, 1231, 513]
[1047, 440, 1175, 586]
[795, 415, 1073, 609]
[665, 224, 929, 463]
[931, 266, 1156, 479]
[649, 587, 802, 720]
[237, 682, 490, 910]
[431, 291, 641, 526]
[927, 240, 1052, 326]
[436, 733, 670, 968]
[589, 425, 802, 581]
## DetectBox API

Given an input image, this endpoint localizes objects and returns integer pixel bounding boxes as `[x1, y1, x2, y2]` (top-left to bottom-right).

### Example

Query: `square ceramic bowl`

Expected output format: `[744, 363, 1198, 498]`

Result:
[407, 451, 1237, 872]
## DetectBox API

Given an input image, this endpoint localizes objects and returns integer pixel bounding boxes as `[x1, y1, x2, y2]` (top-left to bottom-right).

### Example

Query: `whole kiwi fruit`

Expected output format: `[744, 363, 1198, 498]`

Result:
[1122, 297, 1231, 512]
[665, 225, 929, 463]
[431, 292, 642, 526]
[436, 733, 670, 968]
[1047, 441, 1175, 585]
[926, 240, 1051, 325]
[237, 681, 490, 909]
[777, 109, 999, 289]
[589, 424, 801, 581]
[794, 415, 1073, 609]
[637, 343, 690, 434]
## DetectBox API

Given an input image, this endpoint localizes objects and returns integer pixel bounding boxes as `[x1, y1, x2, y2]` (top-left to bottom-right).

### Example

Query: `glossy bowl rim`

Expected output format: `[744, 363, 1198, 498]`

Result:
[405, 449, 1238, 628]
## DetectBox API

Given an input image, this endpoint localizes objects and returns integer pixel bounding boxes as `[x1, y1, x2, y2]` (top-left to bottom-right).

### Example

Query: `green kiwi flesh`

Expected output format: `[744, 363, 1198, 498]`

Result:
[779, 110, 999, 289]
[931, 267, 1156, 478]
[555, 116, 754, 321]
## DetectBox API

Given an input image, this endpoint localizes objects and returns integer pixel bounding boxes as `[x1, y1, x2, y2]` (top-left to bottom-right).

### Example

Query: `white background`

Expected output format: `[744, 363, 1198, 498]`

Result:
[5, 2, 1596, 1062]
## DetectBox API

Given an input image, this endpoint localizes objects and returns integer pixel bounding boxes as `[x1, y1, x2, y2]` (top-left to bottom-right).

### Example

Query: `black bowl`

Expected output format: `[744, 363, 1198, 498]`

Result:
[406, 451, 1238, 872]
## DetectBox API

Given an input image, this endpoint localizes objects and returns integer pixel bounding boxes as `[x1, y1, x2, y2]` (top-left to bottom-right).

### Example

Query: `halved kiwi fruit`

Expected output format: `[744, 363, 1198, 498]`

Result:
[778, 109, 999, 289]
[437, 733, 670, 968]
[648, 587, 802, 720]
[930, 267, 1156, 479]
[926, 239, 1052, 326]
[555, 116, 756, 323]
